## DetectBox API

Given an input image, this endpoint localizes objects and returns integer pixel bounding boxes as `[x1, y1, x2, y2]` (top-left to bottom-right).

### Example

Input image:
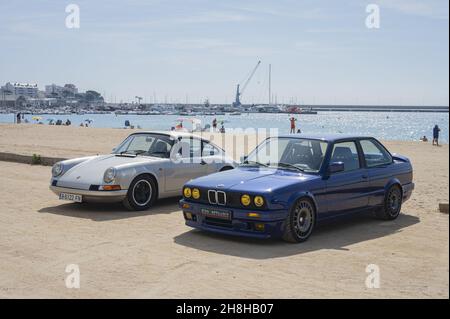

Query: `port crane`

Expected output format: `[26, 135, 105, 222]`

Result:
[232, 60, 261, 107]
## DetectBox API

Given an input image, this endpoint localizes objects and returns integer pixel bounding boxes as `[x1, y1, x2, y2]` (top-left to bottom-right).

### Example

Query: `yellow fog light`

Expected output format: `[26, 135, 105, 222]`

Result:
[182, 203, 191, 209]
[183, 187, 192, 198]
[241, 194, 251, 206]
[184, 212, 193, 220]
[192, 188, 201, 199]
[254, 196, 264, 207]
[255, 223, 265, 231]
[247, 212, 260, 218]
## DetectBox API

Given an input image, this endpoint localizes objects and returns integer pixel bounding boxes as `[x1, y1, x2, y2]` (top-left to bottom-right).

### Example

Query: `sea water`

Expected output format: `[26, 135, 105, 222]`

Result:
[0, 111, 448, 143]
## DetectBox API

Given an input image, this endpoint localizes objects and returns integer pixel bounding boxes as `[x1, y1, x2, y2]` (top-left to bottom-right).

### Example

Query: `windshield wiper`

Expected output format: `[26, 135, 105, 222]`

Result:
[119, 150, 146, 156]
[275, 162, 305, 172]
[240, 160, 269, 167]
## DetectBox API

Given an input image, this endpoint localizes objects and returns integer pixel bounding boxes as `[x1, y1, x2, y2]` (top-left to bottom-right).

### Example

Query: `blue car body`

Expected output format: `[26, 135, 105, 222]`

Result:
[180, 134, 414, 240]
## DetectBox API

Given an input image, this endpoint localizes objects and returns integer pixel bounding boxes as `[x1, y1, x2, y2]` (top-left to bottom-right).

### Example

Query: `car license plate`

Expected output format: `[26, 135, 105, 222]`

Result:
[59, 193, 82, 203]
[201, 208, 231, 220]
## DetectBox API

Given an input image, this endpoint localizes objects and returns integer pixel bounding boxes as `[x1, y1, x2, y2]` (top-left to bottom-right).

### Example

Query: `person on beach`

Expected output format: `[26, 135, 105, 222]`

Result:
[420, 135, 428, 142]
[432, 125, 441, 146]
[16, 113, 21, 124]
[212, 118, 217, 131]
[289, 117, 297, 134]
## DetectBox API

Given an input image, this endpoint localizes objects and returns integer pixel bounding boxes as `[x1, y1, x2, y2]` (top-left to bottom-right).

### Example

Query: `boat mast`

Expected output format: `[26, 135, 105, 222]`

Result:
[268, 64, 271, 105]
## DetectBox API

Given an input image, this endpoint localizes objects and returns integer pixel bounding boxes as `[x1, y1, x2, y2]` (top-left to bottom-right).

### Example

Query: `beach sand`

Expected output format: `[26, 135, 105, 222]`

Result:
[0, 124, 448, 298]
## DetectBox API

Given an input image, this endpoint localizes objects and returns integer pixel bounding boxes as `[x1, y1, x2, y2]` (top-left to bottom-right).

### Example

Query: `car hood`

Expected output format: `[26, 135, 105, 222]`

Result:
[57, 154, 162, 188]
[187, 166, 319, 193]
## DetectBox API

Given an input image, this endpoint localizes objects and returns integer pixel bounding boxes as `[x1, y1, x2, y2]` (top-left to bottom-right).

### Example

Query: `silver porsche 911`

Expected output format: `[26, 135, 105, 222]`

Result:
[50, 131, 236, 210]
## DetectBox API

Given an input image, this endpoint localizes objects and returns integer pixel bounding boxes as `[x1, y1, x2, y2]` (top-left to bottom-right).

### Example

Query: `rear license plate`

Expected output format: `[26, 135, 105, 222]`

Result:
[59, 193, 82, 203]
[201, 208, 231, 220]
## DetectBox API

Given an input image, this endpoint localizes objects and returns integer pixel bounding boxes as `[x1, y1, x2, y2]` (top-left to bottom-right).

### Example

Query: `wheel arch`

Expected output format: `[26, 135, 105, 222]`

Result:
[287, 191, 319, 219]
[385, 177, 403, 194]
[129, 172, 160, 200]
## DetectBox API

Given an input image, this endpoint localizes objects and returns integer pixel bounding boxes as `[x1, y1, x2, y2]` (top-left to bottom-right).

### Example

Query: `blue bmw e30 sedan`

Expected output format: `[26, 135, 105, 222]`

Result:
[179, 134, 414, 243]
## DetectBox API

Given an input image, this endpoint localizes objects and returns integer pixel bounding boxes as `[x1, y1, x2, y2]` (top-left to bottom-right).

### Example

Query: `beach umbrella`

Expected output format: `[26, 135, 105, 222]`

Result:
[32, 116, 42, 121]
[84, 119, 94, 123]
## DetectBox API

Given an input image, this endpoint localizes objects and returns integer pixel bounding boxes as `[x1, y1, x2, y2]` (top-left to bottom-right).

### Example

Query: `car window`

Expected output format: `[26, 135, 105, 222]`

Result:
[179, 138, 202, 158]
[113, 134, 173, 158]
[245, 137, 327, 173]
[360, 139, 392, 167]
[330, 141, 361, 172]
[202, 142, 221, 157]
[128, 135, 154, 152]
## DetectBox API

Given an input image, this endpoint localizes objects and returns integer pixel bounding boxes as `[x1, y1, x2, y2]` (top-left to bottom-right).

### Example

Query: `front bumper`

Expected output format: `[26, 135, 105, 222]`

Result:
[179, 199, 287, 239]
[50, 185, 128, 203]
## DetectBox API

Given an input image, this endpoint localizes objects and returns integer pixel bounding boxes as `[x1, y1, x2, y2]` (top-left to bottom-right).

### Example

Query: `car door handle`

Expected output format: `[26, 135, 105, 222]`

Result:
[362, 174, 369, 179]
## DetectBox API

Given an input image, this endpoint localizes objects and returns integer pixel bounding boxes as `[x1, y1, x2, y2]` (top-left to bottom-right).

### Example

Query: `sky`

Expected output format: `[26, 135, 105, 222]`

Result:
[0, 0, 448, 106]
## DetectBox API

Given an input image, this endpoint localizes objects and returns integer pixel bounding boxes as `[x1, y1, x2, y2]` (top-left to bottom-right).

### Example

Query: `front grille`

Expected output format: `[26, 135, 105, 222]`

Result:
[208, 190, 217, 204]
[207, 190, 226, 205]
[217, 192, 226, 205]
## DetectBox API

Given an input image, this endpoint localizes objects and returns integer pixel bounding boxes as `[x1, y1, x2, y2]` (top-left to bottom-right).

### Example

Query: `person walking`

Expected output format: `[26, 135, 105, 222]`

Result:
[289, 116, 297, 134]
[432, 124, 441, 146]
[212, 118, 217, 131]
[16, 112, 21, 124]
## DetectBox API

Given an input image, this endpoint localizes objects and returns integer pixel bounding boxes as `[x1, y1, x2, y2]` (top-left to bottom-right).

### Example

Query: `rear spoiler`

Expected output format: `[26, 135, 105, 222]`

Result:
[392, 153, 410, 163]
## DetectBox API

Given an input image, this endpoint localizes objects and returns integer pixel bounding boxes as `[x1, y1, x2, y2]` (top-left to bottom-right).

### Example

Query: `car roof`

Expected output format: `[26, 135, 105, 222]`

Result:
[277, 133, 372, 142]
[129, 130, 211, 141]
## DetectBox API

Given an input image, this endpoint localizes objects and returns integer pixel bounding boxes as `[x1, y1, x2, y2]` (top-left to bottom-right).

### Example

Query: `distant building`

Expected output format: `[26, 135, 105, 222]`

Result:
[1, 82, 38, 97]
[45, 83, 78, 96]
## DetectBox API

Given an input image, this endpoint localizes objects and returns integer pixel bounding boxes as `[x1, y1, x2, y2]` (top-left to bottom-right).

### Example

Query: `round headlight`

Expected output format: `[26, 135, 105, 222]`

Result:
[184, 187, 192, 198]
[103, 167, 116, 183]
[254, 196, 265, 207]
[52, 162, 64, 177]
[192, 188, 200, 199]
[241, 194, 251, 206]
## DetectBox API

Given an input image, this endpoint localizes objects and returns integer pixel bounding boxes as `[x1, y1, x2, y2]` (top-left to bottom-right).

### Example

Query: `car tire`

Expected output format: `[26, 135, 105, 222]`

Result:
[282, 198, 316, 243]
[375, 184, 403, 220]
[122, 175, 157, 211]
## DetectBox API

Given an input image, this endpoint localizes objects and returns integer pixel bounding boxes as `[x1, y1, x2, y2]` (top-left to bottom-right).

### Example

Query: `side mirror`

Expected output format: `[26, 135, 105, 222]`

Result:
[240, 155, 248, 163]
[328, 162, 345, 174]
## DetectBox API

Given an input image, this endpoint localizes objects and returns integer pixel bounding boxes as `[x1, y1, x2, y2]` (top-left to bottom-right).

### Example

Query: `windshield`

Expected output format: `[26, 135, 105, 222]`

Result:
[113, 134, 174, 158]
[243, 137, 328, 173]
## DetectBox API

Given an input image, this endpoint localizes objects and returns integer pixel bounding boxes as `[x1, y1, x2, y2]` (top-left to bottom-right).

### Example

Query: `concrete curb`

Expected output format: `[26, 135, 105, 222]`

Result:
[0, 152, 66, 166]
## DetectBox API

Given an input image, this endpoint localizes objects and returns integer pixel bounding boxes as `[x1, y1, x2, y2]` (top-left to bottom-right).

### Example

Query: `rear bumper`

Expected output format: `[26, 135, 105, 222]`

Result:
[402, 182, 414, 202]
[50, 185, 128, 203]
[180, 199, 286, 239]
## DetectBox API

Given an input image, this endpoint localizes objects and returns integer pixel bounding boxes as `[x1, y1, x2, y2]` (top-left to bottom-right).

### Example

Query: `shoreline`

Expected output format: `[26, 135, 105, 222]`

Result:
[0, 124, 447, 162]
